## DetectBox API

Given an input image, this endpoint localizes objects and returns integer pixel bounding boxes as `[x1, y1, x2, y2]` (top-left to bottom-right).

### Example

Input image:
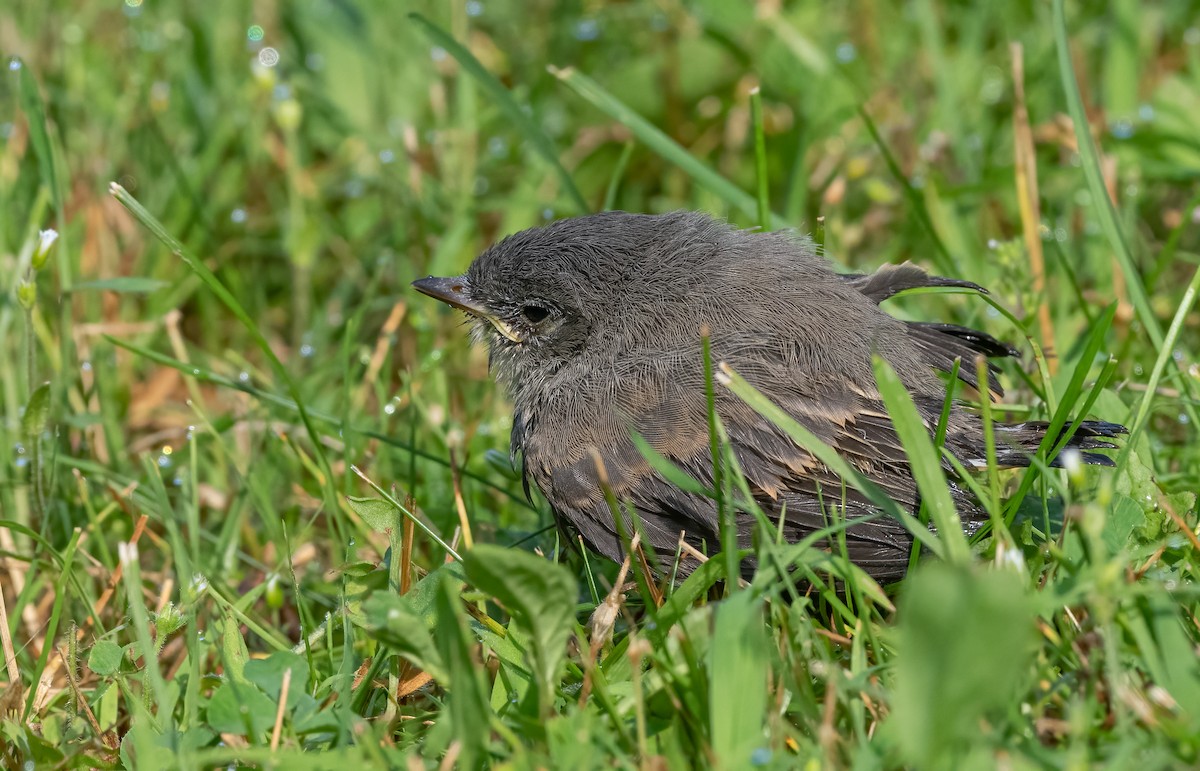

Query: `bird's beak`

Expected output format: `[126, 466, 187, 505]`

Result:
[411, 275, 523, 343]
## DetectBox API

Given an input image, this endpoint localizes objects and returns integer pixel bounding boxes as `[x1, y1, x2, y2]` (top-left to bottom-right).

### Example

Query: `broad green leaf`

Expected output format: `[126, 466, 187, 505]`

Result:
[1103, 494, 1149, 555]
[346, 496, 400, 533]
[361, 591, 448, 683]
[22, 382, 51, 440]
[709, 591, 770, 768]
[462, 544, 577, 714]
[205, 680, 277, 738]
[244, 651, 309, 710]
[219, 612, 251, 685]
[86, 640, 124, 677]
[434, 575, 491, 769]
[888, 563, 1037, 767]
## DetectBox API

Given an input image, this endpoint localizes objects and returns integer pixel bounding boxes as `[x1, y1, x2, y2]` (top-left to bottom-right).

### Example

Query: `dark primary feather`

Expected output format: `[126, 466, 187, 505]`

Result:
[426, 211, 1125, 582]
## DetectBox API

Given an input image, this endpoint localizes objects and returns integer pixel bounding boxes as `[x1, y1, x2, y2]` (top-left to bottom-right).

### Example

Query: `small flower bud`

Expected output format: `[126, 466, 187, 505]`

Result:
[1060, 448, 1084, 485]
[17, 279, 36, 309]
[31, 229, 58, 271]
[153, 601, 186, 639]
[273, 98, 302, 132]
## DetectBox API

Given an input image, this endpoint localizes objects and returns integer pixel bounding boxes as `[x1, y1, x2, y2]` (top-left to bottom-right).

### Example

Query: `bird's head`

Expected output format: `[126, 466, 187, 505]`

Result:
[413, 212, 725, 387]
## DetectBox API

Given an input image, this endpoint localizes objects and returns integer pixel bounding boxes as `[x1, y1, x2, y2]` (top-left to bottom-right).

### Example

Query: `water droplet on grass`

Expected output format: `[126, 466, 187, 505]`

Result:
[574, 19, 600, 41]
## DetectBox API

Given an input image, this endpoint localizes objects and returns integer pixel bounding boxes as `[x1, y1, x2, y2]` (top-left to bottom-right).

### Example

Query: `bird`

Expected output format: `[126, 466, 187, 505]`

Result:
[412, 210, 1124, 582]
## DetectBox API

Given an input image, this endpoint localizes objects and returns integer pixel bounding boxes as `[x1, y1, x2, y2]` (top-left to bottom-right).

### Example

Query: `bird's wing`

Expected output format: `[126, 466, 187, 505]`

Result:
[523, 375, 942, 581]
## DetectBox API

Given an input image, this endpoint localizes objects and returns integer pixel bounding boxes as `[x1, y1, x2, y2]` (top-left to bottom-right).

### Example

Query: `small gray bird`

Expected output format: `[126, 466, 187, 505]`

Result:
[413, 211, 1122, 581]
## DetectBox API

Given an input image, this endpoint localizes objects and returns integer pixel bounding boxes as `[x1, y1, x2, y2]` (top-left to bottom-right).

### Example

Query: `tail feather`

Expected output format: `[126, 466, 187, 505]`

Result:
[843, 262, 1017, 396]
[906, 321, 1017, 397]
[843, 262, 987, 303]
[995, 420, 1128, 468]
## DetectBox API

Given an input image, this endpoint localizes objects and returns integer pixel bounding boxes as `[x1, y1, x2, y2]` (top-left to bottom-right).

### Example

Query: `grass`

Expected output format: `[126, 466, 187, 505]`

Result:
[1, 0, 1199, 767]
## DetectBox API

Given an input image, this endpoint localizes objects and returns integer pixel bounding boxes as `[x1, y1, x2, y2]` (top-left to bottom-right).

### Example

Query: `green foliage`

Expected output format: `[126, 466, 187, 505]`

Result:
[462, 544, 577, 715]
[708, 590, 770, 768]
[888, 563, 1038, 767]
[1, 0, 1198, 768]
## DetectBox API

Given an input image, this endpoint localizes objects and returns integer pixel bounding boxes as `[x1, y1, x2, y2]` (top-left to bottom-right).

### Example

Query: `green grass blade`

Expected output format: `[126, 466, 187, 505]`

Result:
[1052, 0, 1200, 431]
[1117, 263, 1200, 467]
[602, 141, 635, 212]
[1003, 304, 1117, 520]
[858, 108, 957, 275]
[409, 13, 588, 214]
[108, 184, 338, 512]
[871, 355, 970, 564]
[749, 87, 770, 230]
[102, 334, 536, 511]
[552, 66, 788, 229]
[718, 364, 944, 558]
[709, 590, 769, 767]
[1052, 0, 1156, 343]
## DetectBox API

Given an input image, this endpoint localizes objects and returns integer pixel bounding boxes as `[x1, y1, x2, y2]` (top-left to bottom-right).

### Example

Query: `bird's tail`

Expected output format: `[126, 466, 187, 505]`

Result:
[993, 420, 1127, 467]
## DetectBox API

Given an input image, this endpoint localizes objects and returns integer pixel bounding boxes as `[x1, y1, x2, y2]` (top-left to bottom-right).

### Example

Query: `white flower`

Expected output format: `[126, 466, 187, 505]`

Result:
[32, 228, 58, 270]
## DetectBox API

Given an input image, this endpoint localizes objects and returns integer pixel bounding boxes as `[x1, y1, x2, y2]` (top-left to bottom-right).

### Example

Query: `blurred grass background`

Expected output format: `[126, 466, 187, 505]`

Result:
[1, 0, 1199, 767]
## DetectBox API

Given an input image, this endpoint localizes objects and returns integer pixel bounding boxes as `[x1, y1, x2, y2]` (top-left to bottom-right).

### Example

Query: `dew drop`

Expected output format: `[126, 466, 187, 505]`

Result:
[574, 18, 600, 41]
[835, 42, 857, 62]
[258, 47, 280, 67]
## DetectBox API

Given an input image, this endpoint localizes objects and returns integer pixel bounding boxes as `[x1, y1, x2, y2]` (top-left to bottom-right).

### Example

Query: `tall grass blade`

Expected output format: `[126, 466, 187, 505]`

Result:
[552, 66, 788, 229]
[409, 13, 588, 214]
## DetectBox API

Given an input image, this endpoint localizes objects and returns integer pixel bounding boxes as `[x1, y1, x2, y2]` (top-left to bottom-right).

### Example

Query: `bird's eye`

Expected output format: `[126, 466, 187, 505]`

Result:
[521, 305, 550, 324]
